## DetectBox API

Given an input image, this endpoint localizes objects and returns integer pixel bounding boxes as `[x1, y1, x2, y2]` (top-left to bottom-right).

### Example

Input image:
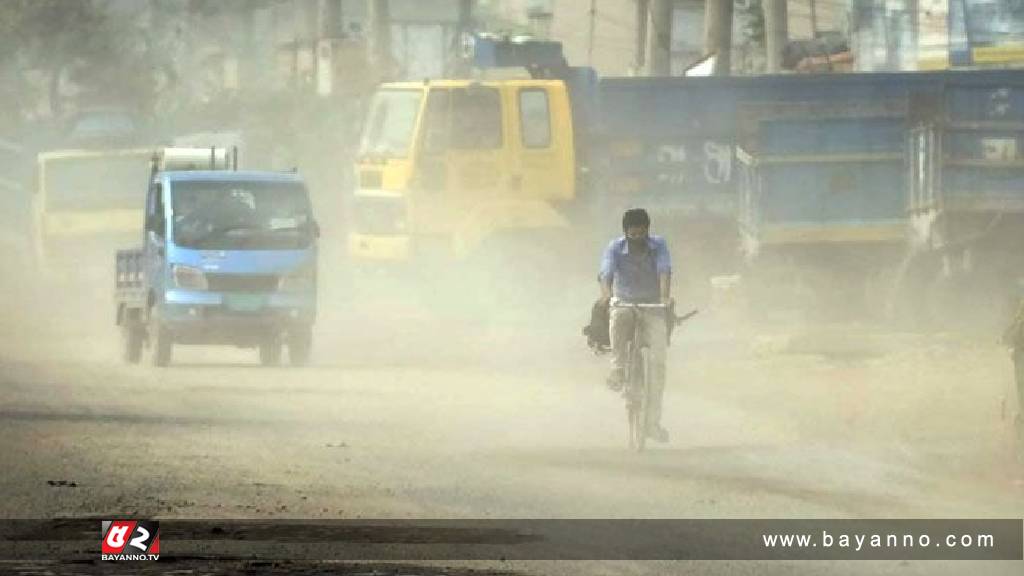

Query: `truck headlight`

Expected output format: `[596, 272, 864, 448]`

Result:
[172, 264, 208, 290]
[278, 266, 315, 292]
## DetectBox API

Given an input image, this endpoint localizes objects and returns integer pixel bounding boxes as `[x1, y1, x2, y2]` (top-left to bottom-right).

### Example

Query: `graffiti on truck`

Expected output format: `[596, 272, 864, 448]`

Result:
[652, 140, 734, 188]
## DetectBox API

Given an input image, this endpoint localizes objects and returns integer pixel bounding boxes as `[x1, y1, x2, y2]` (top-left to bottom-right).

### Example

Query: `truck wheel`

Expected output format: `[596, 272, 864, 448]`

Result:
[288, 326, 313, 367]
[152, 327, 173, 367]
[886, 250, 939, 331]
[259, 336, 282, 366]
[123, 324, 144, 364]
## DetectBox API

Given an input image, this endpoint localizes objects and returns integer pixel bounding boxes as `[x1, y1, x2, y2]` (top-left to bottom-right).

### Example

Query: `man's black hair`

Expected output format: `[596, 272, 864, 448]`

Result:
[622, 208, 650, 231]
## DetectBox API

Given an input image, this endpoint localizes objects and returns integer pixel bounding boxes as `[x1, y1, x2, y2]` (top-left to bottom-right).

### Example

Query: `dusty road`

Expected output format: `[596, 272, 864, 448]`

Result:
[1, 263, 1022, 576]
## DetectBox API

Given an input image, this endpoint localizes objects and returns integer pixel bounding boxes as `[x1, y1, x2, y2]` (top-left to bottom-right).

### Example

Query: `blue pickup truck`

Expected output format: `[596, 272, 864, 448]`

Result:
[115, 149, 318, 367]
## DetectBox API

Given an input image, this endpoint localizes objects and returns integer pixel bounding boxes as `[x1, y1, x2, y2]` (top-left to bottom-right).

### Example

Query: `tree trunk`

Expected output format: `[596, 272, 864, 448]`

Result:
[648, 0, 673, 76]
[764, 0, 788, 72]
[704, 0, 734, 75]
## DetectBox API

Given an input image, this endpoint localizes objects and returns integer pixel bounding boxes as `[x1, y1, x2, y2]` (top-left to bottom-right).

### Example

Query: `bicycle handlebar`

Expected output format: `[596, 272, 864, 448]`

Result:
[608, 300, 699, 325]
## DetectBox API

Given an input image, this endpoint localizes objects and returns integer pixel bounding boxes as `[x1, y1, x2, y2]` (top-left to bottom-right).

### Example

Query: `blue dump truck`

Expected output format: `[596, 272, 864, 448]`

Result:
[591, 68, 1024, 321]
[115, 148, 318, 367]
[895, 71, 1024, 327]
[730, 73, 916, 317]
[593, 74, 913, 313]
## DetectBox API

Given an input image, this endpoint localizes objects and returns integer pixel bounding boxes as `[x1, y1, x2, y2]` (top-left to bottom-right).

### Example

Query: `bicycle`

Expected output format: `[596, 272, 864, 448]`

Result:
[610, 300, 697, 452]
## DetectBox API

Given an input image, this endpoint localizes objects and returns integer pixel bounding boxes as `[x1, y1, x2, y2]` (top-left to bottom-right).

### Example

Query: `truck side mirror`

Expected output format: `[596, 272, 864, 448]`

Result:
[146, 214, 166, 238]
[146, 229, 165, 258]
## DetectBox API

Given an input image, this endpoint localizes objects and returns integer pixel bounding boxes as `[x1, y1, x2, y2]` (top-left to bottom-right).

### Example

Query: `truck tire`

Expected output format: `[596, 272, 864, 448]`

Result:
[153, 327, 173, 367]
[259, 336, 282, 367]
[887, 250, 940, 330]
[123, 324, 144, 364]
[288, 326, 313, 367]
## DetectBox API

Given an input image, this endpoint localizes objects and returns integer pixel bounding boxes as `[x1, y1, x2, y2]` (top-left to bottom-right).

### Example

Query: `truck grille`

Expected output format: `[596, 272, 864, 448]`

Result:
[352, 196, 407, 235]
[206, 273, 279, 292]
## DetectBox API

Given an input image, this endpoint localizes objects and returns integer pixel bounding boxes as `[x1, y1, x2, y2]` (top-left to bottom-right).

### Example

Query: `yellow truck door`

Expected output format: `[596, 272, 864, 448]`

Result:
[412, 85, 508, 240]
[510, 83, 575, 203]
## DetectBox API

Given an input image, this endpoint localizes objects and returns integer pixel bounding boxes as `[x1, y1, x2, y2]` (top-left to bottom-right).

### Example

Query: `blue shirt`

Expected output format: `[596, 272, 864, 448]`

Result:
[599, 235, 672, 303]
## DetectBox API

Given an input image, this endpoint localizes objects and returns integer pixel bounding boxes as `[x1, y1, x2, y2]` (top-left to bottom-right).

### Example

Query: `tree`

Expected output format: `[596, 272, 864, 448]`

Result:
[1, 1, 116, 117]
[0, 0, 189, 125]
[736, 0, 767, 74]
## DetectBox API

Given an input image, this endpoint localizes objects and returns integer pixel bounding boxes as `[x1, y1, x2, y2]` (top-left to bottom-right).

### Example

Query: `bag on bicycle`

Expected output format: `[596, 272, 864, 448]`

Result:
[582, 299, 611, 353]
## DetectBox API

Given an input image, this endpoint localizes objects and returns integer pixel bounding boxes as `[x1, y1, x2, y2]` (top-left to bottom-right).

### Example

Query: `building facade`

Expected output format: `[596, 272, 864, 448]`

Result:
[486, 0, 847, 76]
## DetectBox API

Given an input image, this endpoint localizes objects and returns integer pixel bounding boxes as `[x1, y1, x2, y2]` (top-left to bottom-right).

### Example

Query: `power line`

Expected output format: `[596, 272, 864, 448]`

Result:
[587, 0, 596, 66]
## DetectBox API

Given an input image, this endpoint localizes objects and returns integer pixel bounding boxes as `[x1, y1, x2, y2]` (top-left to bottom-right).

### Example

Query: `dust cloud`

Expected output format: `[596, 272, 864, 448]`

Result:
[2, 190, 1020, 472]
[1, 162, 1021, 576]
[0, 12, 1021, 576]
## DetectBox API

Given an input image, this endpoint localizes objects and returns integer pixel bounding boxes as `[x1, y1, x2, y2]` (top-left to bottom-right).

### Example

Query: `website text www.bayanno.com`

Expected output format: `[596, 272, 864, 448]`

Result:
[1, 519, 1021, 561]
[763, 530, 995, 553]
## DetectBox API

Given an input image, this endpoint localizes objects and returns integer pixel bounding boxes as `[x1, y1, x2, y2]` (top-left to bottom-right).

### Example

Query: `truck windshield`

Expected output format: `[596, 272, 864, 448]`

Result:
[358, 89, 423, 158]
[42, 154, 150, 212]
[422, 86, 503, 152]
[171, 180, 314, 250]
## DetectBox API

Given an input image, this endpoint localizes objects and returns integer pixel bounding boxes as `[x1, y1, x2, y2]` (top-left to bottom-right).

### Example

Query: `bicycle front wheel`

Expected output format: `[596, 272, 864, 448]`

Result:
[625, 342, 641, 450]
[635, 347, 653, 452]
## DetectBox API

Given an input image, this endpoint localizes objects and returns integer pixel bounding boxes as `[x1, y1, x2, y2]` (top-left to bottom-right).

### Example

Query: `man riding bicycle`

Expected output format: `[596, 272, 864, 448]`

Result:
[599, 208, 672, 443]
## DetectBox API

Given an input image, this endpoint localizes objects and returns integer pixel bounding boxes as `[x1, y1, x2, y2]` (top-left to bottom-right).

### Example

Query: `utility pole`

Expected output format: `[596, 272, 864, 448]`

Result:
[634, 0, 650, 74]
[764, 0, 788, 72]
[704, 0, 733, 75]
[808, 0, 817, 38]
[315, 0, 344, 96]
[304, 0, 319, 42]
[458, 0, 473, 35]
[527, 1, 554, 40]
[648, 0, 673, 75]
[906, 0, 919, 71]
[588, 0, 597, 66]
[368, 0, 392, 79]
[237, 0, 256, 91]
[455, 0, 473, 75]
[320, 0, 343, 38]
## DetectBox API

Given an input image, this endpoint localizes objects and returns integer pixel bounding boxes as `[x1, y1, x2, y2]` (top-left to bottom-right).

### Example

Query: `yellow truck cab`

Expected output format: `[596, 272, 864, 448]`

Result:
[348, 74, 577, 263]
[34, 147, 156, 273]
[34, 146, 235, 276]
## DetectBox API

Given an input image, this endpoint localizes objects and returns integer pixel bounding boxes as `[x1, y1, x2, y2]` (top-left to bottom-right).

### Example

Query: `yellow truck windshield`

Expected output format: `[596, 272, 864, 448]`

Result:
[358, 90, 423, 159]
[422, 86, 503, 151]
[43, 155, 150, 212]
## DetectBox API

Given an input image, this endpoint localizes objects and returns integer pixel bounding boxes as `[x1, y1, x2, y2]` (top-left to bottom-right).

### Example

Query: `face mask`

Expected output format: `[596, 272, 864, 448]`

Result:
[627, 237, 646, 252]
